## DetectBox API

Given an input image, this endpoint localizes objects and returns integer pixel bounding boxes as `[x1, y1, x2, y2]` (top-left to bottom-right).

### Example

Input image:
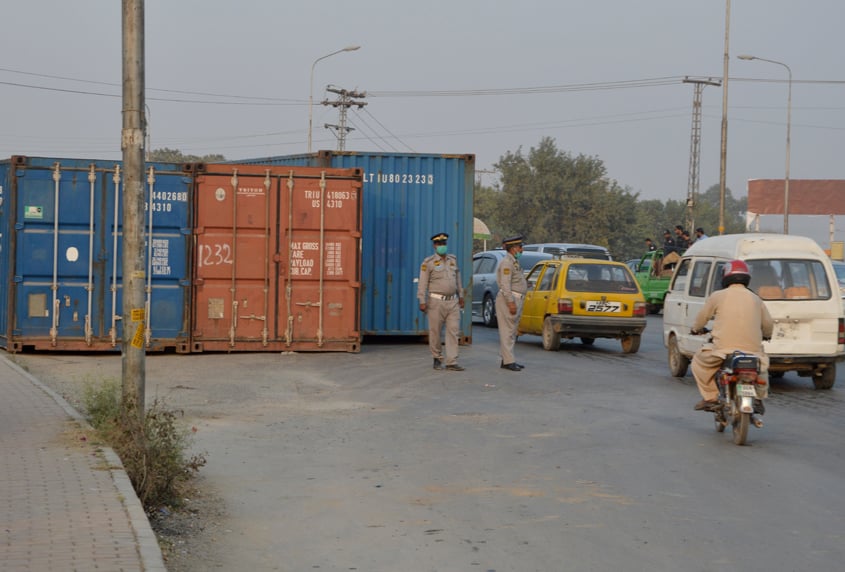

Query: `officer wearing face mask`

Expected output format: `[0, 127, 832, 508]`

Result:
[496, 234, 527, 371]
[418, 233, 465, 371]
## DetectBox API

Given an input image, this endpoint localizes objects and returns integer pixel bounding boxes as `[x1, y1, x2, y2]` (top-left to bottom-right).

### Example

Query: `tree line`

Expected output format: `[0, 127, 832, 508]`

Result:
[147, 148, 225, 163]
[474, 137, 747, 261]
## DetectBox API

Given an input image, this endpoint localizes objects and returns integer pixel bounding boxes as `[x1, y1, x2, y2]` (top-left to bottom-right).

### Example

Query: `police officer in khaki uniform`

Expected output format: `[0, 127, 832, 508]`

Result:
[418, 233, 465, 371]
[496, 234, 527, 371]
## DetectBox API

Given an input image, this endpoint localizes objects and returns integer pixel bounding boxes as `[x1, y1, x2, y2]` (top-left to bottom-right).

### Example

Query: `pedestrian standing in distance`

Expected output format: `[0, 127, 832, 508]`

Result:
[674, 225, 689, 250]
[695, 227, 709, 241]
[662, 229, 677, 254]
[496, 234, 528, 372]
[418, 233, 465, 371]
[645, 238, 657, 251]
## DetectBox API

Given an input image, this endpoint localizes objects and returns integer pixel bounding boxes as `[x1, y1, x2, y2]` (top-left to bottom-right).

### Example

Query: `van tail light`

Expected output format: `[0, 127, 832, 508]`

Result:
[633, 301, 646, 317]
[839, 318, 845, 345]
[557, 298, 573, 314]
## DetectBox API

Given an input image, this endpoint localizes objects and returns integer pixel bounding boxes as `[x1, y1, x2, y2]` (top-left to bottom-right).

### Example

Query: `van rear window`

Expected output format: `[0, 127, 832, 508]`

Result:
[747, 259, 832, 300]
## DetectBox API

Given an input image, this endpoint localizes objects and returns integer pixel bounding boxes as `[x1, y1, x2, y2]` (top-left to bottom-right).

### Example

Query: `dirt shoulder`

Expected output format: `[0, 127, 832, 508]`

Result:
[148, 478, 226, 571]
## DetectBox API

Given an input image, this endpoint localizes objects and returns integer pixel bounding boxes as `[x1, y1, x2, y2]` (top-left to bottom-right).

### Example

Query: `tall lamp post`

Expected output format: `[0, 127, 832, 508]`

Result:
[718, 0, 731, 235]
[308, 45, 360, 153]
[738, 54, 792, 234]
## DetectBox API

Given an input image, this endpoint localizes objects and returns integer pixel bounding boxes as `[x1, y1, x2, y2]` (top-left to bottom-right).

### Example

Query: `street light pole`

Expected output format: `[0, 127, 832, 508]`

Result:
[718, 0, 731, 236]
[308, 45, 360, 153]
[738, 54, 792, 234]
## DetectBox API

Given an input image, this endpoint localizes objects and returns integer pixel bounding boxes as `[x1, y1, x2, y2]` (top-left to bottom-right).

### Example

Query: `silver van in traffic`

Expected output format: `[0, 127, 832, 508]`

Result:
[663, 233, 845, 389]
[523, 243, 612, 260]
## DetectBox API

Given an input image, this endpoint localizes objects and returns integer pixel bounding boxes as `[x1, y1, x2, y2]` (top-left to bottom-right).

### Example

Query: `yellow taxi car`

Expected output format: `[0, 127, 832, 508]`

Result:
[518, 258, 647, 353]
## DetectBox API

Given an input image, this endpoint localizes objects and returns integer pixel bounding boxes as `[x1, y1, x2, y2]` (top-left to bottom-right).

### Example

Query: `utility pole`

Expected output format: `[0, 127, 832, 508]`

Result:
[718, 0, 731, 235]
[122, 0, 146, 420]
[682, 77, 721, 235]
[322, 85, 367, 151]
[475, 168, 498, 186]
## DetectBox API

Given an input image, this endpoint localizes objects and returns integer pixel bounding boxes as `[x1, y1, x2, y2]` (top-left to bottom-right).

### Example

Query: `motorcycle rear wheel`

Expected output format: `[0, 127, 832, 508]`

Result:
[732, 412, 750, 445]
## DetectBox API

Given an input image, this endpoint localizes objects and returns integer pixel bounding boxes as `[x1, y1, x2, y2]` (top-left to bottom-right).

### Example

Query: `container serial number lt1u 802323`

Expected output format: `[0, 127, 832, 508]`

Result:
[361, 173, 434, 185]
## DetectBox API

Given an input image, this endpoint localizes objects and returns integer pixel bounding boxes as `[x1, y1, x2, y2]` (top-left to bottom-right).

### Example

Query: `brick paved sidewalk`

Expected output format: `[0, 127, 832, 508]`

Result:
[0, 355, 165, 571]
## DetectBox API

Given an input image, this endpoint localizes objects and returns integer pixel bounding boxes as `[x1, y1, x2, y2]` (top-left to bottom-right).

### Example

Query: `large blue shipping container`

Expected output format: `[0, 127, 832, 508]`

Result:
[231, 151, 474, 339]
[0, 156, 192, 352]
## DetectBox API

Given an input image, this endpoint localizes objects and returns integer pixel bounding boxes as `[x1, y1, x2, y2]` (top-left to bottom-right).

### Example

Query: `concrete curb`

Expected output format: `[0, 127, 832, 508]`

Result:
[2, 356, 167, 572]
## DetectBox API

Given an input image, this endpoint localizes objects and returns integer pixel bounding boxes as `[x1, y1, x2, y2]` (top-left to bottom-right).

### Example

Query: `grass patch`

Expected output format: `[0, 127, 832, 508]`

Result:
[83, 378, 207, 509]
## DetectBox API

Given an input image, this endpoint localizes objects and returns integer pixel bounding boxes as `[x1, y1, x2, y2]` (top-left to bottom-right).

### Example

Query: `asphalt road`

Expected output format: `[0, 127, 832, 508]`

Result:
[13, 314, 845, 571]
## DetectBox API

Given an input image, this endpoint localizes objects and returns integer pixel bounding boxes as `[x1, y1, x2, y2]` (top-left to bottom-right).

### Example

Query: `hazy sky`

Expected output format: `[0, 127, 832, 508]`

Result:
[2, 1, 843, 242]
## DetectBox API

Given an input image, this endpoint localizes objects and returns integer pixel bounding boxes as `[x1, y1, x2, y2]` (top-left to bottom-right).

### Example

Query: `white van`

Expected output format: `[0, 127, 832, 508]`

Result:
[663, 233, 845, 389]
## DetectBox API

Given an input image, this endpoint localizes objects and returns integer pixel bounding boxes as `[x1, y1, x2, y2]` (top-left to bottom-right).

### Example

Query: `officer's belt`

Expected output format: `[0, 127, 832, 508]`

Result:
[429, 293, 458, 301]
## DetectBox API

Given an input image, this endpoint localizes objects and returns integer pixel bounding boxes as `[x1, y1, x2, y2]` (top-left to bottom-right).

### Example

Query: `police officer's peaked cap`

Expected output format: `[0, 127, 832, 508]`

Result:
[502, 234, 525, 247]
[431, 232, 449, 242]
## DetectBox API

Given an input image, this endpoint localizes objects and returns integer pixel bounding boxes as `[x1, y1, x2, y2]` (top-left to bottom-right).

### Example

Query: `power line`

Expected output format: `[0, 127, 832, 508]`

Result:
[346, 117, 391, 152]
[0, 79, 303, 106]
[368, 77, 685, 97]
[3, 64, 845, 107]
[369, 77, 845, 97]
[348, 113, 398, 152]
[0, 65, 301, 103]
[360, 108, 416, 152]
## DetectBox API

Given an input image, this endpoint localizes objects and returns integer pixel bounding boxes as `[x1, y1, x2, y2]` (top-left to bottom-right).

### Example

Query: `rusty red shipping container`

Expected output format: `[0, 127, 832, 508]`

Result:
[190, 163, 363, 352]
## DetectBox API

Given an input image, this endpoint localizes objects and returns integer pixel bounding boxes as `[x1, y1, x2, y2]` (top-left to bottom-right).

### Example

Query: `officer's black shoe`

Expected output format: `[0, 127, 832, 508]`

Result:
[514, 363, 525, 370]
[433, 358, 443, 370]
[501, 362, 521, 372]
[445, 364, 465, 371]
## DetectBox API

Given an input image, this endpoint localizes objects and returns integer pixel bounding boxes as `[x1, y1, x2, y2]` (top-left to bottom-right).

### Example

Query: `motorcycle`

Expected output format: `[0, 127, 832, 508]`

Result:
[693, 329, 766, 446]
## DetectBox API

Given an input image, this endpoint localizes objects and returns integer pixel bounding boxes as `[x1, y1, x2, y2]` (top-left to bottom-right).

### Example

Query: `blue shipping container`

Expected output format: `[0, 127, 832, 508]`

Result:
[0, 156, 192, 352]
[231, 151, 474, 339]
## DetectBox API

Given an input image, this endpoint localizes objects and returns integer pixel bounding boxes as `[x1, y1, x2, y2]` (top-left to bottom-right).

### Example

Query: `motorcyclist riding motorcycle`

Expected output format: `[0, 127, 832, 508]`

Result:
[690, 260, 774, 412]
